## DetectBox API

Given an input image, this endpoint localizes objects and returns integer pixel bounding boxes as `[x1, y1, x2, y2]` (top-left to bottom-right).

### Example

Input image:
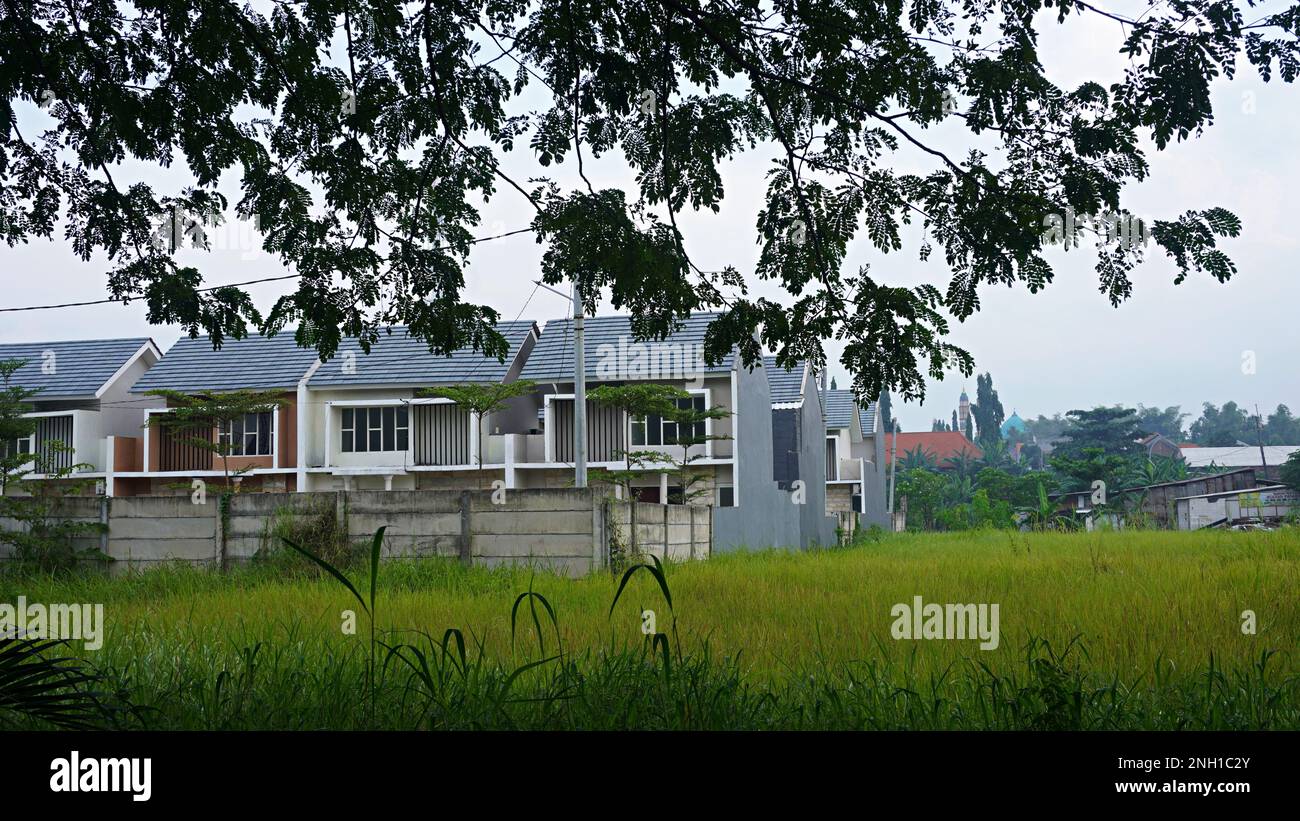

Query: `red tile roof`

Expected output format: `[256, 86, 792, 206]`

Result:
[885, 431, 984, 468]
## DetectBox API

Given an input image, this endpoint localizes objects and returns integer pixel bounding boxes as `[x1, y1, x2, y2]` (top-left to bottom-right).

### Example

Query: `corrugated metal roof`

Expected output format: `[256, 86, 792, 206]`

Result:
[824, 389, 858, 429]
[132, 333, 321, 393]
[309, 321, 536, 387]
[0, 338, 154, 399]
[1179, 445, 1300, 468]
[762, 355, 806, 405]
[520, 312, 734, 382]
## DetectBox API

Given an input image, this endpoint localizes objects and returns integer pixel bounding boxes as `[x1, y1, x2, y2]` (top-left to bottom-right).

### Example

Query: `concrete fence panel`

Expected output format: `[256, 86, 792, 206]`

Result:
[1, 488, 713, 577]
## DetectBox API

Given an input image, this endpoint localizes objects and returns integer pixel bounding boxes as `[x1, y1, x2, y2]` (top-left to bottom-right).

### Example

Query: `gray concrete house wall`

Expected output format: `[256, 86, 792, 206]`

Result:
[858, 411, 889, 528]
[713, 359, 802, 551]
[795, 368, 837, 547]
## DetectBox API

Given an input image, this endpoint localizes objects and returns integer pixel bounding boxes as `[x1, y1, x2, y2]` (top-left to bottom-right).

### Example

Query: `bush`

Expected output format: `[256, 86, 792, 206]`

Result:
[255, 504, 356, 573]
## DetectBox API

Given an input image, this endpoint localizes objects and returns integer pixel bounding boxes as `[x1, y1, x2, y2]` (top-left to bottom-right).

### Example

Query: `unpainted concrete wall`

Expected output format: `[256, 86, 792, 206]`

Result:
[1, 488, 711, 578]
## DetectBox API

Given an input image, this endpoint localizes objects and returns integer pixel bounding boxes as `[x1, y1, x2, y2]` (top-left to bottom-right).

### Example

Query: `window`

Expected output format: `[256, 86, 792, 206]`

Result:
[826, 437, 838, 480]
[717, 485, 735, 507]
[217, 412, 273, 456]
[3, 435, 34, 459]
[341, 406, 409, 453]
[630, 394, 706, 447]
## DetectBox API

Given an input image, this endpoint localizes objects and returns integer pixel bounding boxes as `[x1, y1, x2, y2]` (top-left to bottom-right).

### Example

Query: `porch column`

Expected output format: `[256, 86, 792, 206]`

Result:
[104, 435, 117, 498]
[504, 435, 517, 489]
[296, 378, 310, 492]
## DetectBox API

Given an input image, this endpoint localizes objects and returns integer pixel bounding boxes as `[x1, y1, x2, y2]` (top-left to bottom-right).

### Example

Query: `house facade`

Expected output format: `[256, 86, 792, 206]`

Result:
[5, 315, 841, 551]
[298, 322, 538, 491]
[822, 388, 888, 527]
[1, 337, 162, 493]
[758, 356, 839, 547]
[122, 333, 321, 494]
[516, 313, 738, 504]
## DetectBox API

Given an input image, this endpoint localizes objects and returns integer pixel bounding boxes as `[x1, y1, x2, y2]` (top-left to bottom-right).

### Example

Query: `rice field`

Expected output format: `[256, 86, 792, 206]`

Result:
[3, 528, 1299, 730]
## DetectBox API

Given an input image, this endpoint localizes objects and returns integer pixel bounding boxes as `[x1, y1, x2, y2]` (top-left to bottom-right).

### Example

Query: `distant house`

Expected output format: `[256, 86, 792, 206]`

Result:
[1138, 433, 1182, 460]
[820, 386, 888, 527]
[301, 322, 539, 491]
[1057, 467, 1261, 530]
[126, 325, 543, 494]
[884, 431, 983, 471]
[126, 333, 322, 494]
[514, 314, 834, 549]
[0, 337, 162, 491]
[765, 355, 814, 493]
[1175, 484, 1299, 530]
[1179, 444, 1299, 482]
[756, 356, 839, 548]
[516, 313, 738, 504]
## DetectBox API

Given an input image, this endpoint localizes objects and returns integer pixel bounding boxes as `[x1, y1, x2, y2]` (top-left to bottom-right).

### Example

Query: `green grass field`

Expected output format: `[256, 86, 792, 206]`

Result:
[3, 528, 1299, 730]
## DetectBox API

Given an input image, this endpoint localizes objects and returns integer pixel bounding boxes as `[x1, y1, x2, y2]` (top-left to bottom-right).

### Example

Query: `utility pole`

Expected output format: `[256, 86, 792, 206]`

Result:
[573, 279, 587, 488]
[887, 419, 899, 530]
[532, 278, 589, 488]
[1255, 403, 1268, 480]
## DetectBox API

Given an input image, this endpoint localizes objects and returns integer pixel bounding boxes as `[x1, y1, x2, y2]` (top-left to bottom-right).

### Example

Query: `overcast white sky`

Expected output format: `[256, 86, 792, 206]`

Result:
[1, 4, 1296, 432]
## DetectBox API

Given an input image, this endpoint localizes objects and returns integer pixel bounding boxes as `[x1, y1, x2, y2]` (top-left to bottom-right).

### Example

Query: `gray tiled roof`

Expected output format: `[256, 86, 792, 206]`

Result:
[763, 355, 807, 405]
[860, 401, 878, 435]
[824, 389, 858, 429]
[0, 338, 154, 399]
[309, 321, 536, 387]
[520, 313, 734, 382]
[132, 333, 321, 393]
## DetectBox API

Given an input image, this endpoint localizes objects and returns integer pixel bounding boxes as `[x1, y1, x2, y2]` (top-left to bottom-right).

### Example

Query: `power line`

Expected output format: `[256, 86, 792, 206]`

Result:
[0, 274, 298, 313]
[0, 226, 537, 313]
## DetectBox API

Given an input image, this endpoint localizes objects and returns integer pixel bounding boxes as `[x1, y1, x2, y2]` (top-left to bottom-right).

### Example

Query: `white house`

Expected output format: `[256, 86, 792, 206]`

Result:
[514, 313, 739, 505]
[1, 337, 161, 493]
[299, 321, 540, 491]
[821, 387, 888, 526]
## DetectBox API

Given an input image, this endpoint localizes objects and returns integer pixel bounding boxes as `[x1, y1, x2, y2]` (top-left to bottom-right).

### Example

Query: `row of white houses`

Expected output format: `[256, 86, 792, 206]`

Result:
[2, 314, 888, 547]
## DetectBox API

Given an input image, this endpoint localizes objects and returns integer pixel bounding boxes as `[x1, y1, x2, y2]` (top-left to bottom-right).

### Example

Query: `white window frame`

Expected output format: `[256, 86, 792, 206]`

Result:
[716, 484, 735, 508]
[5, 432, 34, 462]
[218, 411, 275, 458]
[826, 435, 839, 481]
[626, 388, 713, 456]
[339, 404, 410, 455]
[325, 398, 457, 468]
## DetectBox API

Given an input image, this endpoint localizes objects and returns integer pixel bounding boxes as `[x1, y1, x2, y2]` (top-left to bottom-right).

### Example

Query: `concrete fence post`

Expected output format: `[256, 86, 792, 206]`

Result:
[99, 495, 110, 558]
[690, 505, 698, 561]
[592, 491, 606, 572]
[335, 490, 347, 537]
[214, 494, 224, 569]
[663, 504, 669, 558]
[458, 490, 472, 565]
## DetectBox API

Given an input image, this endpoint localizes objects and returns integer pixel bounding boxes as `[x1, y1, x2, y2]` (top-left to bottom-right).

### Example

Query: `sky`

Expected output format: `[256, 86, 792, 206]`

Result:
[1, 4, 1297, 434]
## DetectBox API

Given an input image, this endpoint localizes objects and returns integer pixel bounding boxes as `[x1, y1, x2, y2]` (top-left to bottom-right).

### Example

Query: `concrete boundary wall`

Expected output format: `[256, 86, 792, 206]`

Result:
[608, 502, 712, 563]
[1, 489, 711, 577]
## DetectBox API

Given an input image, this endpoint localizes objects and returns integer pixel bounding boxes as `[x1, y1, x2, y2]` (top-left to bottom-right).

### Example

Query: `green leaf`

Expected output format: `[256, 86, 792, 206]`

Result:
[282, 536, 368, 616]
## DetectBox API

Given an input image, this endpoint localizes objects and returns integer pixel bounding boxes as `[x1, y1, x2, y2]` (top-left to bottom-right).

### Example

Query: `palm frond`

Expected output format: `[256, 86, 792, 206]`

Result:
[0, 636, 108, 729]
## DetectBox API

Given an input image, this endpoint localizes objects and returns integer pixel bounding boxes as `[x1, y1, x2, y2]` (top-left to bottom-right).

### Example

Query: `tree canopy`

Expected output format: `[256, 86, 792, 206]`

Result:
[3, 1, 1297, 400]
[971, 372, 1004, 448]
[1054, 406, 1147, 459]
